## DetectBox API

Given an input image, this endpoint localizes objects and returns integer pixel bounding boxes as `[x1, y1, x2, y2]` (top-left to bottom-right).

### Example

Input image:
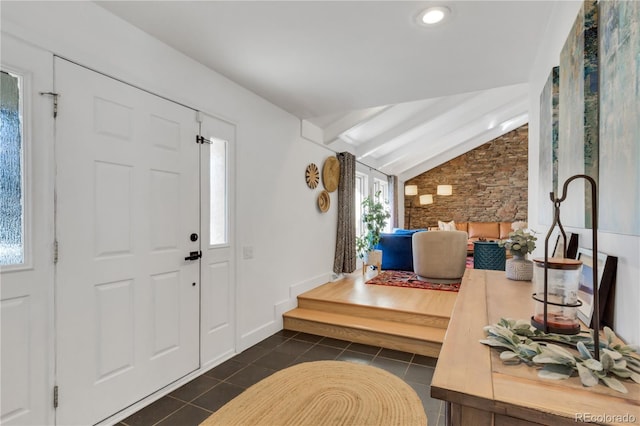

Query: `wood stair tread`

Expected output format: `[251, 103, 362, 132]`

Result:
[296, 294, 451, 318]
[295, 297, 450, 328]
[284, 308, 446, 343]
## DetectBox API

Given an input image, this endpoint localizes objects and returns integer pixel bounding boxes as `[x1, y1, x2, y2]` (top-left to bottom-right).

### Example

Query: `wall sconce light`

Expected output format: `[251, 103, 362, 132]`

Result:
[405, 185, 418, 196]
[437, 185, 453, 196]
[419, 194, 434, 205]
[404, 185, 418, 229]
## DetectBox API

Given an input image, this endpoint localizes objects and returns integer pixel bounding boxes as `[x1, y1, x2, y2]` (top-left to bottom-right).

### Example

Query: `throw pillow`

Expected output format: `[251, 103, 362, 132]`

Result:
[511, 221, 528, 231]
[393, 229, 416, 235]
[438, 220, 456, 231]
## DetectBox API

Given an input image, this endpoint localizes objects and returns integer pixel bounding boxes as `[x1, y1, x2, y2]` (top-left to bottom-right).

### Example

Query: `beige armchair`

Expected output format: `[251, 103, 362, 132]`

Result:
[412, 230, 469, 283]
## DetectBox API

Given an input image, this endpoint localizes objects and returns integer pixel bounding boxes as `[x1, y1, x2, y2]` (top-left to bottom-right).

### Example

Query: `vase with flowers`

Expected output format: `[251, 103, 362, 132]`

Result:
[498, 223, 537, 281]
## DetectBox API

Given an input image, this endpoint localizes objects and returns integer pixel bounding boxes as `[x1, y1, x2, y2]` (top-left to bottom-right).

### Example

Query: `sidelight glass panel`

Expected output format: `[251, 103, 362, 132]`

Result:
[1, 71, 24, 265]
[373, 178, 391, 233]
[209, 137, 228, 245]
[355, 173, 368, 237]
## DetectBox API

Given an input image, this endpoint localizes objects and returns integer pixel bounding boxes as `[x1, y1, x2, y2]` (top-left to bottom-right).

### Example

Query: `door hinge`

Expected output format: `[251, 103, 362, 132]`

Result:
[53, 385, 59, 408]
[196, 135, 212, 145]
[53, 240, 59, 264]
[39, 92, 60, 118]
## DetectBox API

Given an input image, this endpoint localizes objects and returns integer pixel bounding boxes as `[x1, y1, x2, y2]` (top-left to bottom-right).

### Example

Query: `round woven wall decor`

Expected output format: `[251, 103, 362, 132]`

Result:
[318, 190, 330, 213]
[305, 163, 319, 189]
[322, 156, 340, 192]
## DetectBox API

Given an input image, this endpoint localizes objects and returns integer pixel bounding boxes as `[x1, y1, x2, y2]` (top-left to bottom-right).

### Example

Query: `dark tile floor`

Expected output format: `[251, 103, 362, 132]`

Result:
[119, 330, 446, 426]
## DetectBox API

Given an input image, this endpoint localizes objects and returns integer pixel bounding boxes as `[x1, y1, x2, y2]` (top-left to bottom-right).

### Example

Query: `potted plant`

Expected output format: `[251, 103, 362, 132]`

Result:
[498, 225, 537, 281]
[356, 192, 391, 268]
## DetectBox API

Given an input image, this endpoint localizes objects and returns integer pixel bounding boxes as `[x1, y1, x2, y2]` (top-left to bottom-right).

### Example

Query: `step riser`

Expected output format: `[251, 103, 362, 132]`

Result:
[298, 298, 449, 329]
[284, 316, 441, 358]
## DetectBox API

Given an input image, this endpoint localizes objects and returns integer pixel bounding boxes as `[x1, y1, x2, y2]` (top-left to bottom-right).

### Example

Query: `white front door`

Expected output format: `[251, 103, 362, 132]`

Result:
[0, 35, 55, 426]
[54, 58, 200, 425]
[199, 113, 236, 367]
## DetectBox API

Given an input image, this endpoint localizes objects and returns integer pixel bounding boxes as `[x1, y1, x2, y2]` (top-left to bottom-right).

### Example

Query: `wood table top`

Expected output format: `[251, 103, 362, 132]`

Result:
[431, 269, 639, 426]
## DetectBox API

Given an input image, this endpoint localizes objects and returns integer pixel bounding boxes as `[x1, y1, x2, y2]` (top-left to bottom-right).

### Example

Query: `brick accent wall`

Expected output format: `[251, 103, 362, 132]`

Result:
[405, 124, 528, 228]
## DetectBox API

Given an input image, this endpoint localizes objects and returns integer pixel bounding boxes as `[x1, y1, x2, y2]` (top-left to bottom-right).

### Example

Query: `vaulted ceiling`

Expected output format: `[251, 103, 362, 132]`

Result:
[97, 1, 558, 180]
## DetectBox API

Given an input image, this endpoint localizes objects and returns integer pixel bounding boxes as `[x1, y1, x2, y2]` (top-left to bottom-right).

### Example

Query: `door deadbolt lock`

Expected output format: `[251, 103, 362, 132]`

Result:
[190, 233, 198, 242]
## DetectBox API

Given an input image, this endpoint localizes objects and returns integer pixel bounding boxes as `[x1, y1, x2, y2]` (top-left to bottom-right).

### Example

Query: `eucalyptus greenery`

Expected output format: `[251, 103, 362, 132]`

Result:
[498, 229, 537, 257]
[355, 191, 391, 259]
[480, 318, 640, 393]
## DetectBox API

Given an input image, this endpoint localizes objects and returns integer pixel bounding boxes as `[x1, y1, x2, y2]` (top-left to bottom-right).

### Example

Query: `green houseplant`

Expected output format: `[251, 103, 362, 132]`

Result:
[499, 228, 537, 258]
[356, 192, 391, 262]
[498, 225, 537, 281]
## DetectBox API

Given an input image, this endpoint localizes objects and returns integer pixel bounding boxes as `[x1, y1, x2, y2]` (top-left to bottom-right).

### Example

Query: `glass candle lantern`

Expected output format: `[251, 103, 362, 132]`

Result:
[531, 258, 582, 334]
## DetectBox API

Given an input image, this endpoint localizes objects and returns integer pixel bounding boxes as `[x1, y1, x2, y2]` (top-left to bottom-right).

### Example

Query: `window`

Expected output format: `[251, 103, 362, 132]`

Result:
[374, 178, 391, 232]
[209, 137, 228, 245]
[355, 172, 368, 237]
[1, 71, 24, 265]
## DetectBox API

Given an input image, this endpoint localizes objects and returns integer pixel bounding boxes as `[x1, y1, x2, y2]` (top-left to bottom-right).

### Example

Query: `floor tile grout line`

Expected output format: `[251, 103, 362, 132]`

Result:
[125, 330, 442, 425]
[294, 342, 349, 363]
[149, 404, 185, 426]
[164, 401, 216, 422]
[184, 400, 215, 414]
[334, 345, 348, 360]
[165, 394, 187, 403]
[168, 377, 223, 405]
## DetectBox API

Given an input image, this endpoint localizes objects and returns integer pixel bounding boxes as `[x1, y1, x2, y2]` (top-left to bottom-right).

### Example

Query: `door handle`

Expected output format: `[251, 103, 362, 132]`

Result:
[184, 251, 202, 261]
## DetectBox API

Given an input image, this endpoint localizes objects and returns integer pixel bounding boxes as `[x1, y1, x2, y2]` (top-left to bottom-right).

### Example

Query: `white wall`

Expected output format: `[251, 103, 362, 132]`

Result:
[528, 0, 639, 345]
[6, 0, 635, 356]
[2, 1, 339, 350]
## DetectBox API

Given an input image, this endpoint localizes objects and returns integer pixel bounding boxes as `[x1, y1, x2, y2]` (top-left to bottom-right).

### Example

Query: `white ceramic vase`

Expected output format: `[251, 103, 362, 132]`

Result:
[505, 253, 533, 281]
[365, 249, 383, 266]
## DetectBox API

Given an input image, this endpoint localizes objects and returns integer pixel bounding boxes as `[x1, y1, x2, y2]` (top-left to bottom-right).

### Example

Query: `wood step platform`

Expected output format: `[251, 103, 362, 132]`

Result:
[283, 270, 458, 358]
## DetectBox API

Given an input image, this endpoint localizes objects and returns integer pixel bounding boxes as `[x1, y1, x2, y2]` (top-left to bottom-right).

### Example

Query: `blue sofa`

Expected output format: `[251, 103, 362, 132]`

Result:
[374, 229, 426, 271]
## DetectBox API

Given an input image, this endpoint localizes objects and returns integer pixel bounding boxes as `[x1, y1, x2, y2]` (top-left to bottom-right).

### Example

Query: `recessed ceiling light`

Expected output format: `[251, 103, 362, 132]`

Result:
[417, 6, 451, 26]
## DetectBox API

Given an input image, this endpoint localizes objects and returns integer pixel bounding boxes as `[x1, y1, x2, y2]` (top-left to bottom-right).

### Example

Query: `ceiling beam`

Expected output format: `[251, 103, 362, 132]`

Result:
[368, 84, 528, 167]
[386, 98, 529, 178]
[398, 113, 529, 181]
[322, 106, 390, 145]
[373, 86, 528, 172]
[355, 92, 481, 159]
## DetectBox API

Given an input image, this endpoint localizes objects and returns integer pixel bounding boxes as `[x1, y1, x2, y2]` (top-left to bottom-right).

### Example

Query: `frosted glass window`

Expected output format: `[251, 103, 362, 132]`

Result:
[1, 71, 24, 265]
[355, 173, 368, 237]
[373, 178, 391, 233]
[209, 138, 228, 245]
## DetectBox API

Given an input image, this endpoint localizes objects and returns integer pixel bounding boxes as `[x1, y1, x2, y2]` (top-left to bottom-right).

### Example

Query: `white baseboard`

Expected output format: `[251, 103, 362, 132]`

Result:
[238, 271, 333, 350]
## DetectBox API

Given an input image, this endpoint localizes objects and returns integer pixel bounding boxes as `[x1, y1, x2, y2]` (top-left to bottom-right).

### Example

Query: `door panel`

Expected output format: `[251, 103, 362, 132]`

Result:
[0, 35, 54, 426]
[55, 58, 199, 425]
[199, 114, 236, 367]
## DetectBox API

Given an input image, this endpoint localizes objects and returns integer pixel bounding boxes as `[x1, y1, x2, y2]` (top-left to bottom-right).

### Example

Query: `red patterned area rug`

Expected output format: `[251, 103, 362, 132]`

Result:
[365, 270, 461, 292]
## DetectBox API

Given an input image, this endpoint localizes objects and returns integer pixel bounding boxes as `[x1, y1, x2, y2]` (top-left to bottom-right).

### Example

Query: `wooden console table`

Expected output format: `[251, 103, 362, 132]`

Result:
[431, 269, 639, 426]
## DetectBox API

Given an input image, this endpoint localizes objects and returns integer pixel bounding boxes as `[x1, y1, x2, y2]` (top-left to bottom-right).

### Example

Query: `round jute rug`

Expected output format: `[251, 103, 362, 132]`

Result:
[199, 360, 427, 426]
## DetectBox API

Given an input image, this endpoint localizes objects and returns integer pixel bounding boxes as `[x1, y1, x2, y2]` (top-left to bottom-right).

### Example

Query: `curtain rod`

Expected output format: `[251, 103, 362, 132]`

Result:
[356, 159, 389, 177]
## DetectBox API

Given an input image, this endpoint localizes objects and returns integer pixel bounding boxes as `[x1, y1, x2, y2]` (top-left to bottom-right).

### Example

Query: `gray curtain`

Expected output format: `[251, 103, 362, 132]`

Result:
[333, 152, 356, 274]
